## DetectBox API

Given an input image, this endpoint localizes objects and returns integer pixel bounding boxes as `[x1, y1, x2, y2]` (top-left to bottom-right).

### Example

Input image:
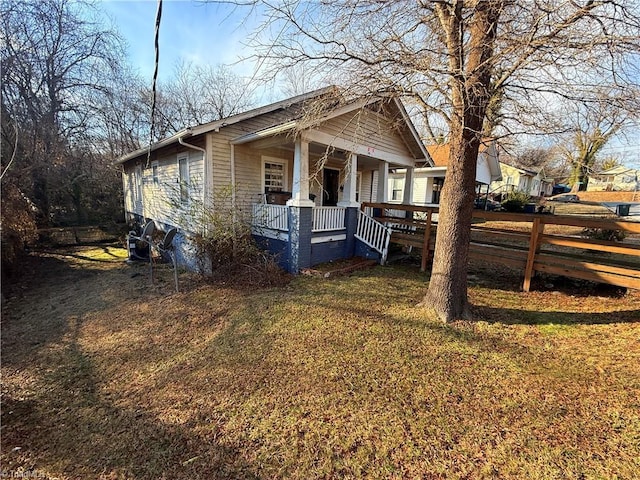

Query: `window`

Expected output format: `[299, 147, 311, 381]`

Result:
[391, 177, 404, 201]
[506, 176, 513, 185]
[152, 162, 159, 186]
[262, 158, 287, 193]
[178, 155, 189, 203]
[134, 165, 142, 204]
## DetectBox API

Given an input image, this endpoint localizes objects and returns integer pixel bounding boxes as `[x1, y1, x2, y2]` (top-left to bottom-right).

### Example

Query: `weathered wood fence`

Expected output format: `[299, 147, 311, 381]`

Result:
[361, 202, 640, 291]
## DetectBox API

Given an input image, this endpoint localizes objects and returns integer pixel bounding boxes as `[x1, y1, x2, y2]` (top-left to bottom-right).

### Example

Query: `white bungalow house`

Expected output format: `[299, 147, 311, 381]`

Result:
[117, 87, 432, 273]
[587, 165, 640, 192]
[387, 141, 502, 205]
[489, 162, 553, 199]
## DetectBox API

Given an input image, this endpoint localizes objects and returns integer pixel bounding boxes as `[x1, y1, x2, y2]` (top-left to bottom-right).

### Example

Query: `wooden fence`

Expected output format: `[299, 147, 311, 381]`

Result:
[360, 202, 640, 291]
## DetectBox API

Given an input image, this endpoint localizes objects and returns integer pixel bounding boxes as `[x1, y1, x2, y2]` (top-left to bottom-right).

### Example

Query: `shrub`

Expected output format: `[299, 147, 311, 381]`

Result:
[168, 183, 287, 286]
[581, 228, 626, 242]
[501, 190, 531, 212]
[1, 182, 38, 289]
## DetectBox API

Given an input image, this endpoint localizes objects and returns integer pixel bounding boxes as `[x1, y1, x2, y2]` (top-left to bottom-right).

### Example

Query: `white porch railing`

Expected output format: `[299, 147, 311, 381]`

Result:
[252, 204, 288, 231]
[253, 204, 347, 233]
[355, 210, 392, 264]
[312, 206, 346, 232]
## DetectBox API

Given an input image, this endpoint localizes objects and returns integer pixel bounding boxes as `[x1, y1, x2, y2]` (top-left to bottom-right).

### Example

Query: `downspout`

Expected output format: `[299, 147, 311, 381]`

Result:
[178, 133, 208, 236]
[230, 144, 236, 213]
[230, 143, 237, 258]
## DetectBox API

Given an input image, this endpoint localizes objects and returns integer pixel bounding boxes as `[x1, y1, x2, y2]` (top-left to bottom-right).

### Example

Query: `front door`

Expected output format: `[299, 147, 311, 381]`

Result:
[322, 168, 340, 206]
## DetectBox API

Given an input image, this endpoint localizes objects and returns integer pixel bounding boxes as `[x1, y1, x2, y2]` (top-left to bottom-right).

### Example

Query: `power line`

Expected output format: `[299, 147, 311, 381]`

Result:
[146, 0, 163, 169]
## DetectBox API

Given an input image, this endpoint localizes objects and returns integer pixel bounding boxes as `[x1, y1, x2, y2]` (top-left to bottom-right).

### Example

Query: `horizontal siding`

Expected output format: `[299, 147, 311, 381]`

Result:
[413, 176, 428, 204]
[122, 150, 204, 232]
[317, 109, 414, 161]
[360, 170, 373, 203]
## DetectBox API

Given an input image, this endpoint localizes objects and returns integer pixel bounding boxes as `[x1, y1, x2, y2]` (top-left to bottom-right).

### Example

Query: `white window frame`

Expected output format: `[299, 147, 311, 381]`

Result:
[356, 172, 362, 202]
[151, 161, 159, 186]
[178, 153, 190, 204]
[261, 156, 288, 193]
[390, 176, 404, 201]
[134, 165, 142, 204]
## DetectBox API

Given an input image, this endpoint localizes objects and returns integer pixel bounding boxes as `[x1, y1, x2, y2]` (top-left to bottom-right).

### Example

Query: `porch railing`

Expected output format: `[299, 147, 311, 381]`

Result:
[355, 209, 392, 264]
[312, 206, 346, 232]
[252, 204, 288, 231]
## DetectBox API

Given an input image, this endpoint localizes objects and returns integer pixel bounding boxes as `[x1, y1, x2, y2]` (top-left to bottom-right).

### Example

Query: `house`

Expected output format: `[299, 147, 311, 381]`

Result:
[587, 165, 640, 192]
[387, 140, 502, 205]
[489, 162, 553, 199]
[117, 87, 432, 273]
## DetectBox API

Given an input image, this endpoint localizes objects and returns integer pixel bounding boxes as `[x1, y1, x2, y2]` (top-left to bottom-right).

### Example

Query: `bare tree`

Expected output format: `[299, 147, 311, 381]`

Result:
[144, 62, 257, 138]
[1, 0, 124, 224]
[558, 103, 624, 191]
[244, 0, 640, 321]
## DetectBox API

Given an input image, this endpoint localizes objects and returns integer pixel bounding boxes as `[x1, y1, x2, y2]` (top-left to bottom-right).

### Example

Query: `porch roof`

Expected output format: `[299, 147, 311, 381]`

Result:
[115, 86, 336, 164]
[116, 87, 432, 168]
[229, 97, 431, 169]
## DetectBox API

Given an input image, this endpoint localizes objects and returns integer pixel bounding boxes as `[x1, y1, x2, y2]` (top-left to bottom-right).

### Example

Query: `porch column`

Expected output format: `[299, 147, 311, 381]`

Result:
[287, 137, 314, 207]
[287, 206, 312, 274]
[287, 136, 313, 273]
[337, 152, 360, 208]
[377, 161, 389, 202]
[403, 167, 415, 205]
[338, 152, 359, 259]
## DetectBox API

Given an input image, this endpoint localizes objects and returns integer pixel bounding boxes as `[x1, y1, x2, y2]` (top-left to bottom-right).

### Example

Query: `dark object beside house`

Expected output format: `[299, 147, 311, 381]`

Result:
[548, 194, 580, 203]
[127, 221, 155, 261]
[265, 191, 292, 205]
[616, 204, 631, 216]
[474, 198, 501, 211]
[552, 184, 571, 195]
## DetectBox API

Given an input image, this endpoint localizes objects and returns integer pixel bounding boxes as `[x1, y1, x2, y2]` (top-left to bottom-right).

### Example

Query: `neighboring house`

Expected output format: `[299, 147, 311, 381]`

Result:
[587, 165, 640, 192]
[489, 162, 553, 198]
[387, 140, 502, 205]
[117, 87, 431, 273]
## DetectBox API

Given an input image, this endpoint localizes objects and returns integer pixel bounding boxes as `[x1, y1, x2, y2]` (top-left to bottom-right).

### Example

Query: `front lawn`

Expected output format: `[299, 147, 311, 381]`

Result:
[2, 246, 639, 479]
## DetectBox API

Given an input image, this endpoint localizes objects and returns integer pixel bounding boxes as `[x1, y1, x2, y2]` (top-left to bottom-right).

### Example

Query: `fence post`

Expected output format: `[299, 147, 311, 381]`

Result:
[523, 217, 543, 292]
[421, 209, 433, 272]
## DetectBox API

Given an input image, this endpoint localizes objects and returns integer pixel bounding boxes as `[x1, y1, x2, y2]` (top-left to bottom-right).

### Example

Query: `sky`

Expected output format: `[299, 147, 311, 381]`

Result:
[99, 0, 639, 167]
[100, 0, 262, 83]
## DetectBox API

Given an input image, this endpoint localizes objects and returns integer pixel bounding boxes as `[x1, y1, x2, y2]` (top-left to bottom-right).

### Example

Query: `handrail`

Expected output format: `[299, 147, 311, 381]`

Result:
[355, 210, 392, 264]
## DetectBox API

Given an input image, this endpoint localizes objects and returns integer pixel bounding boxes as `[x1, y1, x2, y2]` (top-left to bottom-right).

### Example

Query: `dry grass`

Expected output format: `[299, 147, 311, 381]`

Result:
[2, 246, 639, 479]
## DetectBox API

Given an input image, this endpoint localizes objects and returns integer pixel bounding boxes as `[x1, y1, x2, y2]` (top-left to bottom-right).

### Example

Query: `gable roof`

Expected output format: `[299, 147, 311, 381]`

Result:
[594, 165, 638, 176]
[116, 87, 431, 165]
[425, 144, 450, 167]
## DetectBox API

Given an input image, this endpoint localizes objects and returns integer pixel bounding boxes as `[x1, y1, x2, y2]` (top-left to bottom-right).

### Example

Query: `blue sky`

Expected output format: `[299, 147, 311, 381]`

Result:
[99, 1, 638, 166]
[101, 0, 259, 82]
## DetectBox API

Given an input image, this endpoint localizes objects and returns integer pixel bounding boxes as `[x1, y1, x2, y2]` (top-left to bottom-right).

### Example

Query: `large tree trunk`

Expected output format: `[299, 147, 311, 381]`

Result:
[424, 1, 501, 322]
[424, 128, 480, 321]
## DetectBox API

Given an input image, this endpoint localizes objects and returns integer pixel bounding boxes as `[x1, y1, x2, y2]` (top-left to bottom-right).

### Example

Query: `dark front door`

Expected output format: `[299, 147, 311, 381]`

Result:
[323, 169, 340, 206]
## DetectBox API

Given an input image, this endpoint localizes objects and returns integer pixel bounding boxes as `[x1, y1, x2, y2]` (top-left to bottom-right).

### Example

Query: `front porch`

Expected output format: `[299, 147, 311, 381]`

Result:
[251, 203, 360, 272]
[250, 201, 427, 273]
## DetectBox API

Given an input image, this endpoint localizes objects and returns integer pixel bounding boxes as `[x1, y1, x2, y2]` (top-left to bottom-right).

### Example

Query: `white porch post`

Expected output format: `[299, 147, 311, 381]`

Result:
[337, 152, 360, 208]
[426, 177, 434, 204]
[377, 161, 389, 202]
[287, 137, 314, 207]
[403, 167, 415, 205]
